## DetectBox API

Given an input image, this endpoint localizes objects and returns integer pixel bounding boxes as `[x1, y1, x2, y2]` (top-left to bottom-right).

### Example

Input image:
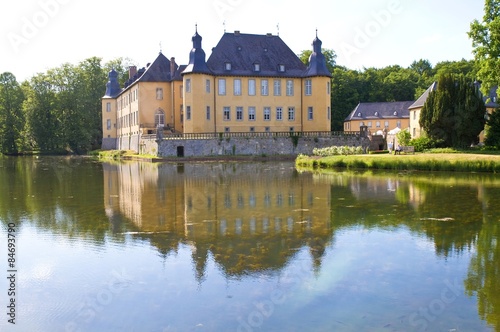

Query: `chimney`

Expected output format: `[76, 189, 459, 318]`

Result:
[170, 57, 176, 78]
[128, 66, 137, 79]
[234, 30, 240, 36]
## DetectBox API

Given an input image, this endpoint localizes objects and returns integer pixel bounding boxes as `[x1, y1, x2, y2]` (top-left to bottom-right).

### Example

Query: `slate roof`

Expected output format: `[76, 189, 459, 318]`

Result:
[484, 85, 499, 109]
[304, 36, 331, 77]
[205, 32, 308, 77]
[409, 82, 437, 109]
[103, 69, 121, 98]
[344, 101, 414, 121]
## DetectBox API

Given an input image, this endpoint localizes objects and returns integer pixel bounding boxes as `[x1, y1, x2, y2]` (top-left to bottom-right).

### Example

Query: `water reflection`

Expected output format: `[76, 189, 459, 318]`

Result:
[103, 162, 334, 279]
[1, 157, 500, 330]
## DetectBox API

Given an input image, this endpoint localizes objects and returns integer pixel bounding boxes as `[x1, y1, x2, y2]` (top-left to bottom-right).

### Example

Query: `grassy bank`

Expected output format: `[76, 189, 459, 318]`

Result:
[296, 153, 500, 173]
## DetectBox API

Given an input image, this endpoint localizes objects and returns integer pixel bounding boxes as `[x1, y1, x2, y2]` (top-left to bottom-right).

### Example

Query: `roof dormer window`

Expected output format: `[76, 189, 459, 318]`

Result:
[254, 63, 260, 72]
[225, 62, 232, 71]
[278, 64, 285, 72]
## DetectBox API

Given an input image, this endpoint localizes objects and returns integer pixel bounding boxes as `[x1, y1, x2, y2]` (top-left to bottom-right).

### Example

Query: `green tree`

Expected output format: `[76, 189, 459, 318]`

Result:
[396, 129, 411, 146]
[22, 73, 61, 151]
[469, 0, 500, 92]
[330, 66, 363, 131]
[0, 72, 25, 154]
[420, 74, 486, 148]
[484, 109, 500, 147]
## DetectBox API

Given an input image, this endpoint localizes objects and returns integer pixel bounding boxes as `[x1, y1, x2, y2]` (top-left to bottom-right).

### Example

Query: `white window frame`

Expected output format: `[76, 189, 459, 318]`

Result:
[218, 79, 226, 95]
[288, 107, 295, 121]
[264, 107, 271, 121]
[156, 87, 163, 100]
[248, 79, 256, 96]
[248, 107, 256, 121]
[286, 80, 294, 96]
[261, 79, 268, 96]
[223, 107, 230, 121]
[273, 79, 281, 96]
[305, 79, 312, 96]
[234, 79, 242, 96]
[236, 106, 243, 121]
[308, 107, 313, 120]
[276, 107, 283, 121]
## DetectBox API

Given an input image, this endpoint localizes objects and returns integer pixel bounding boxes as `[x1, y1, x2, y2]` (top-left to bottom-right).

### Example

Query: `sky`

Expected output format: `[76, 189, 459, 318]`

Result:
[0, 0, 486, 81]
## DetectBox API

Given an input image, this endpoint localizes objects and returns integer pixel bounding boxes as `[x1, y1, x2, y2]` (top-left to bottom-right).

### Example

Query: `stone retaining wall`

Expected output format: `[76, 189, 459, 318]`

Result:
[140, 135, 370, 157]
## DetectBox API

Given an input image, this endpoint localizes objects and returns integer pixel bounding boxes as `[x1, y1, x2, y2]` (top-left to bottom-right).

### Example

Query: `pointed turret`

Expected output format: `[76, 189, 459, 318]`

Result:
[183, 26, 211, 74]
[304, 32, 331, 77]
[104, 69, 121, 97]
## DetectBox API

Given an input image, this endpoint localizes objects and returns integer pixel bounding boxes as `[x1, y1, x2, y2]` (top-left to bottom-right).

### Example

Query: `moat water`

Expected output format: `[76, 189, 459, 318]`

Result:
[0, 156, 499, 331]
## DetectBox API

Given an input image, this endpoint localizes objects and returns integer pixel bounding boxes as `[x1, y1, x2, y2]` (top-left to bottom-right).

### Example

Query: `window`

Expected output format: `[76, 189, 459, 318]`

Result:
[261, 79, 268, 96]
[308, 107, 313, 120]
[385, 121, 389, 128]
[288, 107, 295, 121]
[225, 62, 231, 71]
[367, 121, 372, 127]
[276, 107, 283, 120]
[286, 80, 294, 96]
[223, 107, 230, 121]
[360, 121, 365, 127]
[397, 120, 401, 128]
[289, 127, 294, 132]
[264, 107, 271, 121]
[248, 107, 256, 121]
[328, 106, 331, 120]
[155, 109, 165, 127]
[376, 121, 381, 128]
[156, 88, 163, 100]
[186, 106, 191, 120]
[234, 79, 242, 96]
[106, 119, 111, 130]
[413, 127, 416, 137]
[327, 81, 331, 94]
[206, 106, 210, 120]
[273, 79, 281, 96]
[218, 79, 226, 95]
[305, 79, 312, 96]
[278, 64, 285, 72]
[236, 107, 243, 121]
[265, 126, 270, 132]
[225, 127, 230, 132]
[413, 111, 416, 120]
[106, 102, 111, 112]
[206, 79, 210, 93]
[250, 127, 255, 132]
[248, 79, 256, 96]
[254, 63, 260, 72]
[185, 79, 191, 93]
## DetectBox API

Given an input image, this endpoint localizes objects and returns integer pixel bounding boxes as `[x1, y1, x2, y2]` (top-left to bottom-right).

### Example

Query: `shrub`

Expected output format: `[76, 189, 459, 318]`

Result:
[409, 137, 443, 152]
[312, 145, 364, 157]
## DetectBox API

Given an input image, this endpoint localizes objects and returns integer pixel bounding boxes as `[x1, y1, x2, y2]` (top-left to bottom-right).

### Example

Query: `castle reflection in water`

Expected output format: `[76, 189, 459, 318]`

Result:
[102, 162, 339, 279]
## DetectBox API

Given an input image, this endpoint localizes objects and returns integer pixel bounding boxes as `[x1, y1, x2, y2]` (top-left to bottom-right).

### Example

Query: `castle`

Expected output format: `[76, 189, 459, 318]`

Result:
[101, 28, 332, 152]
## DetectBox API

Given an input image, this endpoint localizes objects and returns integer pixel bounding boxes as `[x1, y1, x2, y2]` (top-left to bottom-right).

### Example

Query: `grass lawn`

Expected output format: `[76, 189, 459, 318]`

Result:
[296, 152, 500, 173]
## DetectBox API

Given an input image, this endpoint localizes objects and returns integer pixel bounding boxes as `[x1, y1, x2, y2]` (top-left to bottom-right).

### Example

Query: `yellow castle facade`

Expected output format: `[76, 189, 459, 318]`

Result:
[101, 29, 332, 151]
